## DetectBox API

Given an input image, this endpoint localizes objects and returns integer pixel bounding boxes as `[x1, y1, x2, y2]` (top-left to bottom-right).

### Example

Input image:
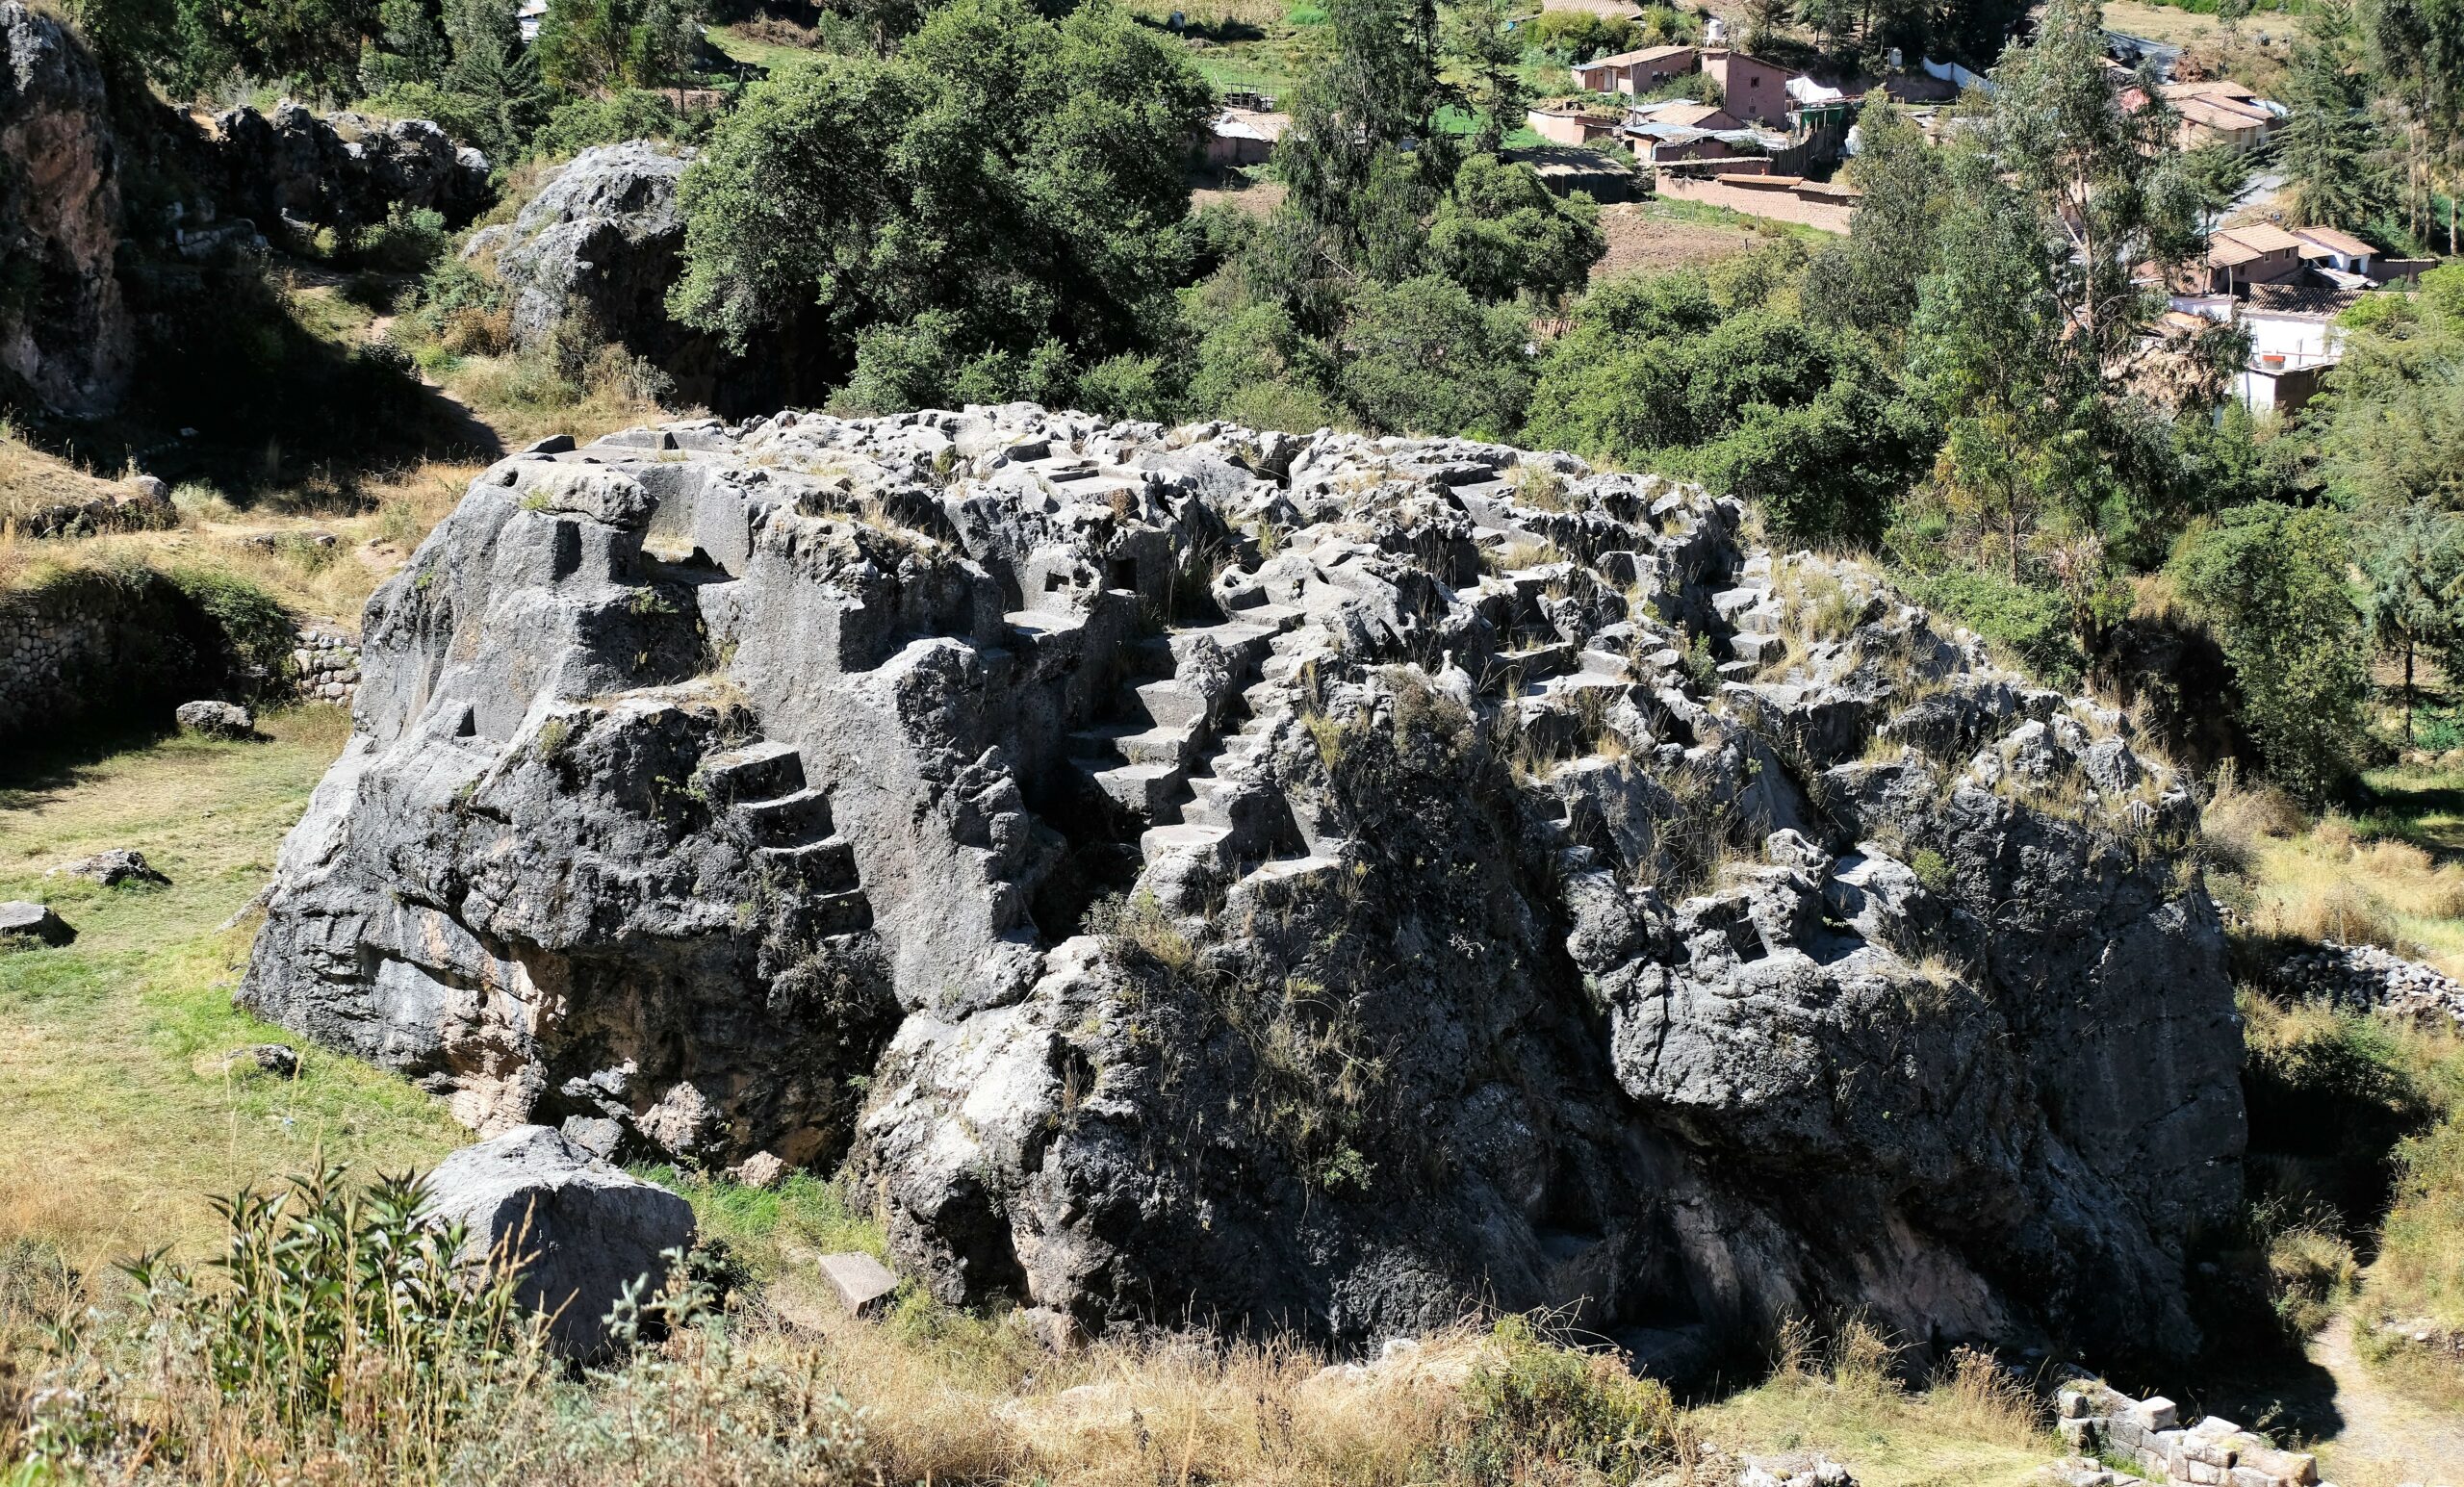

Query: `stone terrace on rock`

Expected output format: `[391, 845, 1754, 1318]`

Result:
[241, 404, 2246, 1368]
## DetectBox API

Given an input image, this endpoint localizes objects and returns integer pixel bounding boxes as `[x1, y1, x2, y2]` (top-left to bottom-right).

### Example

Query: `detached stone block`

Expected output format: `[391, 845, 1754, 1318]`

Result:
[818, 1251, 900, 1318]
[2133, 1396, 2179, 1431]
[175, 700, 254, 738]
[0, 901, 72, 947]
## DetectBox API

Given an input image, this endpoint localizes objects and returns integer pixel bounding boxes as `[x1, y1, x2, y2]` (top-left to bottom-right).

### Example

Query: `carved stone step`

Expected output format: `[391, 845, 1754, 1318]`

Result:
[738, 787, 833, 844]
[808, 888, 873, 936]
[1140, 822, 1234, 868]
[697, 740, 804, 804]
[1088, 760, 1185, 818]
[1004, 609, 1088, 650]
[757, 834, 859, 890]
[1069, 724, 1197, 768]
[1130, 679, 1209, 729]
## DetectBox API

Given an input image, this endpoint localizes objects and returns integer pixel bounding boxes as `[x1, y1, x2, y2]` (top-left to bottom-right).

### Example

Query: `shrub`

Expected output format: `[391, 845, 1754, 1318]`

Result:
[2265, 1218, 2360, 1336]
[352, 205, 451, 273]
[168, 565, 297, 695]
[1892, 562, 2084, 685]
[14, 1165, 543, 1480]
[1454, 1315, 1677, 1478]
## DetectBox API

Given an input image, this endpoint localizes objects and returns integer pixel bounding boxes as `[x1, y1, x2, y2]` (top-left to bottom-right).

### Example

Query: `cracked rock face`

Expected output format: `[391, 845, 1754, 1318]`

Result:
[243, 405, 2246, 1366]
[0, 0, 133, 415]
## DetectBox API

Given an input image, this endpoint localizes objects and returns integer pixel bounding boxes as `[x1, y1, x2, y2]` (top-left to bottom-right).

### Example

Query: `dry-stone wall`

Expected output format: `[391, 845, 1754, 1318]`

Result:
[240, 405, 2247, 1366]
[2276, 941, 2464, 1025]
[2050, 1383, 2323, 1487]
[0, 567, 353, 741]
[292, 623, 361, 705]
[8, 475, 176, 538]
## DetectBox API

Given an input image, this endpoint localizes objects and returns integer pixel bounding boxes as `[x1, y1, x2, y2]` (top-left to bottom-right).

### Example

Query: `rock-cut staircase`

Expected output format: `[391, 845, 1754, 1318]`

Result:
[695, 740, 872, 936]
[1071, 590, 1352, 913]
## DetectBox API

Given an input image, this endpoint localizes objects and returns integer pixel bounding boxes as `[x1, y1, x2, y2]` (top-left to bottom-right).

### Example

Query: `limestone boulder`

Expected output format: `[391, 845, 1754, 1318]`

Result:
[175, 700, 253, 737]
[242, 409, 2245, 1366]
[0, 900, 71, 946]
[420, 1124, 695, 1360]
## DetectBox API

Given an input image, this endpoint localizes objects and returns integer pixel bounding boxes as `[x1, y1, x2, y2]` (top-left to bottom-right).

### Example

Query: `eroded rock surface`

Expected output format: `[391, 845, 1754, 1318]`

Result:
[0, 0, 133, 414]
[205, 102, 490, 233]
[244, 406, 2245, 1365]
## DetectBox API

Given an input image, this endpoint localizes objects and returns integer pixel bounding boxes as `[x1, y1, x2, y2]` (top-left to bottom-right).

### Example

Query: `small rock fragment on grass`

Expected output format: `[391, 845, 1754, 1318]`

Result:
[49, 848, 170, 887]
[817, 1251, 900, 1318]
[176, 700, 254, 738]
[726, 1151, 787, 1189]
[0, 901, 73, 947]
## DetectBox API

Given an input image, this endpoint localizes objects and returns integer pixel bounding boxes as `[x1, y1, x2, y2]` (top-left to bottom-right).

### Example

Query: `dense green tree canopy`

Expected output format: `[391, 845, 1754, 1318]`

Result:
[669, 0, 1211, 403]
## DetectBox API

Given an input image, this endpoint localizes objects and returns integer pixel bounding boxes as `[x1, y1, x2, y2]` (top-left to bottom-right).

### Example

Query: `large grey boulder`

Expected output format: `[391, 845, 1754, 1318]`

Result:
[243, 408, 2245, 1367]
[0, 0, 132, 415]
[475, 141, 692, 351]
[421, 1124, 695, 1360]
[175, 700, 253, 737]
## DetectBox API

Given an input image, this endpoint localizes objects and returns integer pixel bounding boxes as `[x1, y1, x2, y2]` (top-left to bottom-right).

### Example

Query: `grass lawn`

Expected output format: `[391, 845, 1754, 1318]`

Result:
[0, 709, 463, 1270]
[706, 21, 821, 72]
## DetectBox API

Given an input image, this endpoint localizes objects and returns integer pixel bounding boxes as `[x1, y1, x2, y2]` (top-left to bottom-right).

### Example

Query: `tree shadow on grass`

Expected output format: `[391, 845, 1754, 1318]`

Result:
[11, 255, 504, 509]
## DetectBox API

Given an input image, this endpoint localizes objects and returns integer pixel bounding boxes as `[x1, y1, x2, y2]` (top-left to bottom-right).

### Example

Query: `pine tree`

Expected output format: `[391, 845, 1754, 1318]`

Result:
[2279, 7, 2397, 230]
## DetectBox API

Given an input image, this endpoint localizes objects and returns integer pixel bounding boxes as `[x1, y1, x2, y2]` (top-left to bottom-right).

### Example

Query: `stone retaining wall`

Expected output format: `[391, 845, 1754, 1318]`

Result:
[8, 476, 178, 538]
[0, 567, 352, 741]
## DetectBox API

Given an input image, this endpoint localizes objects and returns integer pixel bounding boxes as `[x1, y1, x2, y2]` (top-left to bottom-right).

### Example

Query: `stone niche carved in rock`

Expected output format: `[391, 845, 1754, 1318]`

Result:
[243, 406, 2246, 1370]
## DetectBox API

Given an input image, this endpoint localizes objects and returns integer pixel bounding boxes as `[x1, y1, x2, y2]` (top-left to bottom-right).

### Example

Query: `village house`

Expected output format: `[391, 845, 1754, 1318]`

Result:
[2290, 224, 2376, 278]
[1701, 49, 1794, 127]
[1571, 43, 1698, 95]
[2170, 285, 2355, 415]
[1526, 102, 1624, 145]
[2118, 78, 2283, 150]
[1619, 99, 1780, 166]
[1203, 107, 1288, 167]
[2195, 222, 2308, 294]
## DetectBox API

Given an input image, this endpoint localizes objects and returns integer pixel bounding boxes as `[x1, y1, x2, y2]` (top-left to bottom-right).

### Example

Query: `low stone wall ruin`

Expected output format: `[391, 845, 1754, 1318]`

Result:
[0, 567, 357, 743]
[2277, 940, 2464, 1025]
[293, 622, 360, 705]
[2051, 1382, 2321, 1487]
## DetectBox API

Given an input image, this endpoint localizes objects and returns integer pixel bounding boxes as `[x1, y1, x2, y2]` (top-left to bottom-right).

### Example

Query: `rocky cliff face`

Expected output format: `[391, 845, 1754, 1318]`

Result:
[242, 407, 2246, 1368]
[0, 0, 132, 415]
[202, 102, 492, 234]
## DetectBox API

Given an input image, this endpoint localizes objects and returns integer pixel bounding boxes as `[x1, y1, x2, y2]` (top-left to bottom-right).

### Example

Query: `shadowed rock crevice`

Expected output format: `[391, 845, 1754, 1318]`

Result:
[242, 405, 2246, 1371]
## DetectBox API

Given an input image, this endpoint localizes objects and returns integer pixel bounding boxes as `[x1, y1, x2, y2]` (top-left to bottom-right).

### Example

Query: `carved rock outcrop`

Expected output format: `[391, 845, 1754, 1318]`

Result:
[244, 406, 2246, 1368]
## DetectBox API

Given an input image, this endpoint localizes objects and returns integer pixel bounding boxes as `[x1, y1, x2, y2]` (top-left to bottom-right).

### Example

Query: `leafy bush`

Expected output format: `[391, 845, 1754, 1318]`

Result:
[15, 1165, 542, 1480]
[351, 205, 451, 273]
[530, 88, 710, 159]
[1527, 9, 1642, 60]
[1890, 562, 2084, 684]
[2171, 503, 2370, 804]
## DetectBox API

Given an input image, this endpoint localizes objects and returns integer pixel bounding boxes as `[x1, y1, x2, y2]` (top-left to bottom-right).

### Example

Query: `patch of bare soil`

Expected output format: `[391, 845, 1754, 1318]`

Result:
[2307, 1315, 2464, 1487]
[1191, 178, 1288, 218]
[1595, 201, 1760, 277]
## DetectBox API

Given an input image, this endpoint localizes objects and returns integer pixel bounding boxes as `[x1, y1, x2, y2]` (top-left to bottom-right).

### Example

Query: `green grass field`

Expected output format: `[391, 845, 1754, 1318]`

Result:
[0, 709, 463, 1269]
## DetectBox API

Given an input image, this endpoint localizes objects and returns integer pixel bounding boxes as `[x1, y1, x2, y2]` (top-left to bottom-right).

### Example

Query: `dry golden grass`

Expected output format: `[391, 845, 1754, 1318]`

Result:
[0, 422, 131, 532]
[2238, 824, 2464, 974]
[1, 459, 479, 621]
